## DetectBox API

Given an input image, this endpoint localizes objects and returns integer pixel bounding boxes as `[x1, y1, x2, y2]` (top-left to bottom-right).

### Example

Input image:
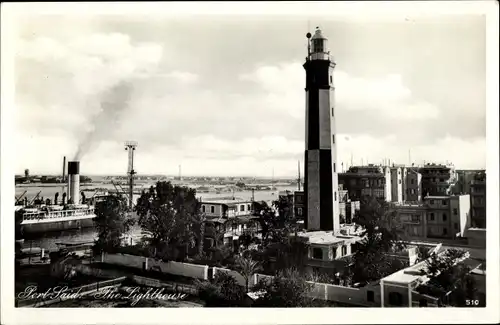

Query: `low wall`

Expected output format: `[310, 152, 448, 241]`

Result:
[307, 281, 326, 300]
[147, 259, 208, 280]
[131, 275, 198, 295]
[102, 253, 208, 280]
[325, 283, 372, 306]
[102, 253, 144, 269]
[252, 273, 378, 306]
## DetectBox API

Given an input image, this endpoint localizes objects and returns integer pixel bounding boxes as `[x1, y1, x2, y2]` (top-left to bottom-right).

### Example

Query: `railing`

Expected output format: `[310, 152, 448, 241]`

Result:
[22, 208, 95, 221]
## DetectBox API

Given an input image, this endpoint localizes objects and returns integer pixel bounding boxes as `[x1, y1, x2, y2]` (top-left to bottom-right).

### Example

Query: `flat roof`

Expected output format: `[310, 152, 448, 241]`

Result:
[424, 196, 450, 199]
[467, 227, 486, 232]
[201, 198, 254, 205]
[297, 231, 362, 245]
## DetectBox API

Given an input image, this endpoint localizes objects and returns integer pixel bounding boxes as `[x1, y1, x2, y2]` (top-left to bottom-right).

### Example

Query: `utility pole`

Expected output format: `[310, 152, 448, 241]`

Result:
[124, 141, 138, 212]
[297, 160, 301, 191]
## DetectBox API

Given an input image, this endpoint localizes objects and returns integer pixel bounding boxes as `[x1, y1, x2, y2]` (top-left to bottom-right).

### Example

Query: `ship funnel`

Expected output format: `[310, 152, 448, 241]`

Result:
[68, 161, 80, 204]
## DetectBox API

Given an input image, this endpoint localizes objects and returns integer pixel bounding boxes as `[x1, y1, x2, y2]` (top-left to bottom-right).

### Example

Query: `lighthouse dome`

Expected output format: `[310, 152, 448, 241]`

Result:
[311, 27, 327, 40]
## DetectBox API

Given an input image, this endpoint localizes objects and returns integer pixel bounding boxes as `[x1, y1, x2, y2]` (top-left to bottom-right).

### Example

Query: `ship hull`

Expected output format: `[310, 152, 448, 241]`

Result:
[20, 217, 95, 234]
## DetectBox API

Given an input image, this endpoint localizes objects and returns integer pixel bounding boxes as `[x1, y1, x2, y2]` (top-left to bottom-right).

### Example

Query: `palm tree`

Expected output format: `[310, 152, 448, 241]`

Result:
[236, 255, 262, 292]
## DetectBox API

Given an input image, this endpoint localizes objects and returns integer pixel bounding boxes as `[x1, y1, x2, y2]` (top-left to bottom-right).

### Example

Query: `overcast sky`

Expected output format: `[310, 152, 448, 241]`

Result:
[14, 14, 486, 177]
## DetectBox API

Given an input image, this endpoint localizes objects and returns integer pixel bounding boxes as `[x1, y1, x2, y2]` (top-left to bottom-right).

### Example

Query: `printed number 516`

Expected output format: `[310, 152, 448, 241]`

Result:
[466, 300, 480, 306]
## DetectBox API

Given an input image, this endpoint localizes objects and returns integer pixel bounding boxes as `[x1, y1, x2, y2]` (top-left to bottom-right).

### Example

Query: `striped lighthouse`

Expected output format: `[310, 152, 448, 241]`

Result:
[303, 27, 340, 232]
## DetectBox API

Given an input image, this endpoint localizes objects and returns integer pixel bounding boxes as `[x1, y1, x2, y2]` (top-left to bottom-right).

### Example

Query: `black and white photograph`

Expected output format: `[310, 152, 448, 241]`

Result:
[1, 1, 499, 324]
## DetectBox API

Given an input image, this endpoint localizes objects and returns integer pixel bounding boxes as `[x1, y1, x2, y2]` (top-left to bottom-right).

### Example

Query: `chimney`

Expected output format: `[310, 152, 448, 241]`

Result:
[68, 161, 80, 204]
[62, 156, 66, 182]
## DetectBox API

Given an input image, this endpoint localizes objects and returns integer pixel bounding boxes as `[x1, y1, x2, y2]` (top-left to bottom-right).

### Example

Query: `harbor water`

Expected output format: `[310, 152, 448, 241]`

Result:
[16, 183, 297, 252]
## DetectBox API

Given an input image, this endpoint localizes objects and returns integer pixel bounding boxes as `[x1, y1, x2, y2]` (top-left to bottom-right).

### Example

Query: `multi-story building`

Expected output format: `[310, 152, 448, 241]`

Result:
[393, 203, 428, 238]
[470, 171, 486, 228]
[419, 163, 457, 197]
[200, 198, 255, 218]
[390, 167, 403, 203]
[454, 169, 484, 195]
[404, 167, 422, 202]
[425, 195, 470, 239]
[200, 198, 260, 250]
[338, 165, 391, 202]
[393, 194, 470, 240]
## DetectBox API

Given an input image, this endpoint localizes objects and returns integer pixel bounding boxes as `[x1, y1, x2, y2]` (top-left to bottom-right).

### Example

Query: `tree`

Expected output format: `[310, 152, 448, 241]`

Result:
[196, 272, 246, 307]
[93, 194, 135, 254]
[273, 235, 309, 273]
[417, 248, 479, 306]
[343, 197, 407, 285]
[135, 181, 203, 261]
[257, 198, 298, 248]
[252, 268, 315, 307]
[236, 181, 246, 189]
[235, 255, 262, 292]
[238, 233, 253, 251]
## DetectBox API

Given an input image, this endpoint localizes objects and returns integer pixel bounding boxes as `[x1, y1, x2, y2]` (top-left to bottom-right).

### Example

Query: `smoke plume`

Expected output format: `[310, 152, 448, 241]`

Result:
[74, 81, 133, 160]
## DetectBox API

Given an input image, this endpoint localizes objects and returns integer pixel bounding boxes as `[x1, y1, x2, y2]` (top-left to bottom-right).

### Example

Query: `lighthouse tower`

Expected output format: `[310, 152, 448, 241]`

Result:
[303, 27, 340, 232]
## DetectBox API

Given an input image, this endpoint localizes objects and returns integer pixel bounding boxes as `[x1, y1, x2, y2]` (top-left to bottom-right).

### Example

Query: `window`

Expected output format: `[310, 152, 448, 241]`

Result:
[399, 180, 402, 184]
[210, 206, 215, 213]
[419, 299, 428, 307]
[333, 163, 336, 173]
[430, 213, 435, 221]
[442, 213, 447, 221]
[247, 204, 251, 210]
[341, 245, 347, 256]
[411, 179, 415, 185]
[297, 208, 303, 216]
[453, 208, 458, 215]
[412, 215, 420, 222]
[442, 200, 447, 205]
[202, 205, 206, 213]
[313, 248, 323, 259]
[240, 205, 245, 211]
[454, 222, 458, 229]
[331, 107, 334, 116]
[332, 135, 335, 144]
[335, 191, 337, 201]
[388, 292, 403, 306]
[330, 76, 333, 84]
[443, 228, 448, 235]
[367, 291, 375, 302]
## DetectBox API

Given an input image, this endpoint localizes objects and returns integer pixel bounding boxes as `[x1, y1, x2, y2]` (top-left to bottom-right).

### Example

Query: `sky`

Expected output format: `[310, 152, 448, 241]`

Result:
[13, 14, 487, 177]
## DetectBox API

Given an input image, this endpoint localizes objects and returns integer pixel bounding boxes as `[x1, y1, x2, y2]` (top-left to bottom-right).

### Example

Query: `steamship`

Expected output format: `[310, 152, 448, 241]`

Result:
[15, 161, 97, 236]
